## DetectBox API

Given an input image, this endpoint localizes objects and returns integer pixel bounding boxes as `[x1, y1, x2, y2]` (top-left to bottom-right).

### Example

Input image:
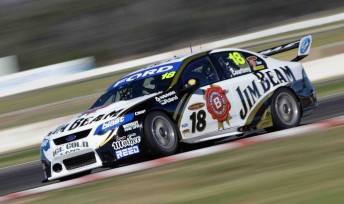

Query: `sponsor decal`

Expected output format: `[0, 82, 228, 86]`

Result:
[48, 123, 69, 136]
[237, 66, 296, 119]
[246, 56, 265, 71]
[123, 121, 141, 132]
[69, 111, 118, 131]
[94, 113, 134, 135]
[48, 110, 119, 135]
[78, 104, 111, 117]
[135, 110, 146, 116]
[182, 129, 190, 134]
[112, 134, 141, 150]
[110, 62, 181, 89]
[300, 36, 311, 55]
[181, 123, 188, 128]
[66, 135, 76, 142]
[155, 90, 178, 105]
[53, 141, 89, 157]
[188, 102, 205, 110]
[231, 67, 251, 76]
[116, 145, 140, 159]
[204, 85, 232, 130]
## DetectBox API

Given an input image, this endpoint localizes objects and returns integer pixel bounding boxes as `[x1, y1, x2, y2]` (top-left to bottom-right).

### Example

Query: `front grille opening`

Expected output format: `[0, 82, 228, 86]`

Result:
[54, 129, 91, 145]
[63, 152, 96, 170]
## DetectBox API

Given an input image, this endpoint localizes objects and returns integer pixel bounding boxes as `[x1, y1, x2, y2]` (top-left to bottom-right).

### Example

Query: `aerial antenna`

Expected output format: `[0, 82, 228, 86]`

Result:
[189, 42, 193, 53]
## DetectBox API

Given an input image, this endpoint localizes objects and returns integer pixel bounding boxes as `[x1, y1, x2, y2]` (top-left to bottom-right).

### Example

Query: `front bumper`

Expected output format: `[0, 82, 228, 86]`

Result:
[44, 149, 103, 181]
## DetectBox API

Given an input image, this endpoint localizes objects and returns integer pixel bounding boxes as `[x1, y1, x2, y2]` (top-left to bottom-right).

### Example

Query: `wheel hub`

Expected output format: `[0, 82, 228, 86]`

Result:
[283, 104, 291, 114]
[275, 92, 299, 125]
[159, 127, 167, 137]
[150, 116, 176, 149]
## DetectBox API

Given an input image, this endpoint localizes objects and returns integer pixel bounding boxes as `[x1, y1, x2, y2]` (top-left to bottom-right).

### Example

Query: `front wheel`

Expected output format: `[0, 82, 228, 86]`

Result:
[143, 111, 179, 156]
[269, 88, 301, 131]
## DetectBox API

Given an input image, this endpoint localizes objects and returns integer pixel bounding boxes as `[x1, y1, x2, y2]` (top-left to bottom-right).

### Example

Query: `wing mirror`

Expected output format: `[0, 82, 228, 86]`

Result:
[181, 79, 200, 92]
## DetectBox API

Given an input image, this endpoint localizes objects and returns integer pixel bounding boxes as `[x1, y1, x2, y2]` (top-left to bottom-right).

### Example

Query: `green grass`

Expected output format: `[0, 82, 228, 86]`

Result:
[315, 79, 344, 98]
[0, 148, 39, 168]
[10, 125, 344, 204]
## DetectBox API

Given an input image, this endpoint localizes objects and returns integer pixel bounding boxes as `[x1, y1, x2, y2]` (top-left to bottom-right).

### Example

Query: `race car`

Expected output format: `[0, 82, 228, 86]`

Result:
[40, 35, 317, 181]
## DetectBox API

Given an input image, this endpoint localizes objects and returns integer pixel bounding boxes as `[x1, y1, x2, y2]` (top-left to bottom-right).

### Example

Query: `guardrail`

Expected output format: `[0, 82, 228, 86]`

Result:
[0, 12, 343, 98]
[0, 57, 95, 98]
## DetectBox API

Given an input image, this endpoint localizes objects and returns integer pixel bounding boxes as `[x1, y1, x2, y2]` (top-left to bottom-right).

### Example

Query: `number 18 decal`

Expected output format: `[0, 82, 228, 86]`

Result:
[190, 110, 207, 133]
[228, 52, 246, 66]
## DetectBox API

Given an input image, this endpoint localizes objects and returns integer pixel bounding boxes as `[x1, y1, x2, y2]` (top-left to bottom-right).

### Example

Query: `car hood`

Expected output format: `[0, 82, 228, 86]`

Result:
[48, 93, 157, 140]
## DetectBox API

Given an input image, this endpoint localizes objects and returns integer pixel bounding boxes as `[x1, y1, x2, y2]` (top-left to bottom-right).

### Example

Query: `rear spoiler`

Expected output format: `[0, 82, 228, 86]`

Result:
[258, 35, 312, 62]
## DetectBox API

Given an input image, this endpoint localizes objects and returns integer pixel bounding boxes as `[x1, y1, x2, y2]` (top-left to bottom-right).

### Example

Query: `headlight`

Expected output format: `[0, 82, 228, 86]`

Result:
[41, 137, 50, 151]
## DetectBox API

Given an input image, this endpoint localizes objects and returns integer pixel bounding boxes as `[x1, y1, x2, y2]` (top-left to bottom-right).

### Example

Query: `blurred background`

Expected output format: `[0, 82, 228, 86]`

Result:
[0, 0, 343, 71]
[1, 1, 344, 203]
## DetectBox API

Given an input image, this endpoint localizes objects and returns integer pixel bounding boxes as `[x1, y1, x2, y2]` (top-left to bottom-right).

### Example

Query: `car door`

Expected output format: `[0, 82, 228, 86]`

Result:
[177, 56, 241, 143]
[210, 49, 271, 128]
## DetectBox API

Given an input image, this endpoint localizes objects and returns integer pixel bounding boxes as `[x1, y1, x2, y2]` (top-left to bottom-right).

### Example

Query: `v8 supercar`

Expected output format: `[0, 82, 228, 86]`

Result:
[41, 36, 317, 181]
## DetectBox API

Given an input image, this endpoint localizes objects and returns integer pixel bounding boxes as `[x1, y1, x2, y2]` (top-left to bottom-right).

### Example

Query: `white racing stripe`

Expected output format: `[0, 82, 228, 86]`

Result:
[1, 116, 344, 202]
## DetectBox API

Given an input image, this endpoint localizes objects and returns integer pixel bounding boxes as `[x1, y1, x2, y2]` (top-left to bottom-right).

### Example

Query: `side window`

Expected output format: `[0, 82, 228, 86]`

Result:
[241, 52, 267, 71]
[212, 51, 251, 78]
[180, 57, 219, 87]
[212, 51, 267, 78]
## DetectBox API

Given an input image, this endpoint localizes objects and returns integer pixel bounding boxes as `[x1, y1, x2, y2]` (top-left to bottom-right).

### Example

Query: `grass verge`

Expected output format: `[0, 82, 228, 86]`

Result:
[0, 148, 39, 169]
[315, 79, 344, 98]
[10, 125, 344, 204]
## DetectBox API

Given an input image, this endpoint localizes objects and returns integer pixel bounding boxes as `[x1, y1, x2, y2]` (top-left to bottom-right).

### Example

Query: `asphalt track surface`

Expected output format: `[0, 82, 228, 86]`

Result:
[0, 93, 344, 197]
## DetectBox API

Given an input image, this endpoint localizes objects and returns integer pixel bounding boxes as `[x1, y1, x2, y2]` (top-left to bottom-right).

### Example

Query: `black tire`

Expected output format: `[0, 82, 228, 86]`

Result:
[143, 111, 179, 156]
[269, 88, 301, 131]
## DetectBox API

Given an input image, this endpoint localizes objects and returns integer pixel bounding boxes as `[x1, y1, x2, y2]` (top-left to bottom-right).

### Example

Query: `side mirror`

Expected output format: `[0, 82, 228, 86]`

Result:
[181, 79, 200, 92]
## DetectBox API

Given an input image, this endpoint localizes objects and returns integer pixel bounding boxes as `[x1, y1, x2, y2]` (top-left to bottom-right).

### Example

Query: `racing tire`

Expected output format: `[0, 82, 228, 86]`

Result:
[269, 88, 301, 131]
[144, 111, 179, 156]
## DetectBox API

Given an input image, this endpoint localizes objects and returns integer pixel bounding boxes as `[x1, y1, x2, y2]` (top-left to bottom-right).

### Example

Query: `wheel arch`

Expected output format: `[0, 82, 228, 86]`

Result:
[143, 108, 182, 140]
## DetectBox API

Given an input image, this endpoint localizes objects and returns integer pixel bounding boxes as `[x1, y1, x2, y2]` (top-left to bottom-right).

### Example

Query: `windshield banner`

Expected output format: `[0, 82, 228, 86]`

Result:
[108, 62, 182, 90]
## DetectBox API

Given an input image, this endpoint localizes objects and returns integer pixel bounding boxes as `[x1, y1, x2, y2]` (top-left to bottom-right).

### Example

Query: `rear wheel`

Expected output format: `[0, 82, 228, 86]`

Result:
[144, 111, 178, 156]
[269, 88, 301, 131]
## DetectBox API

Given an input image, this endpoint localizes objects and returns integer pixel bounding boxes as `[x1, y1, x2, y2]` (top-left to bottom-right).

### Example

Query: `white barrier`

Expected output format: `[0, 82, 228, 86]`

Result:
[0, 57, 95, 98]
[0, 56, 19, 77]
[0, 53, 343, 154]
[0, 115, 74, 154]
[0, 12, 343, 98]
[303, 53, 344, 81]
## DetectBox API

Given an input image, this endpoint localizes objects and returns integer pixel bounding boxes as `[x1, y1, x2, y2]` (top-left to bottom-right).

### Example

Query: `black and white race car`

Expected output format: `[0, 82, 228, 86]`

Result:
[40, 35, 317, 181]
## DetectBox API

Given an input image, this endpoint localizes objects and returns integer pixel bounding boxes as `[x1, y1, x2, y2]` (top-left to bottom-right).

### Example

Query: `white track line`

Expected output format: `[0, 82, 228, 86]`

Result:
[1, 116, 344, 202]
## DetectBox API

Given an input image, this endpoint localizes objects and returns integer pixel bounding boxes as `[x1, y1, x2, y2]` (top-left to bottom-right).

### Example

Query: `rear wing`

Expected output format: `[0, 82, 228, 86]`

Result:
[258, 35, 312, 62]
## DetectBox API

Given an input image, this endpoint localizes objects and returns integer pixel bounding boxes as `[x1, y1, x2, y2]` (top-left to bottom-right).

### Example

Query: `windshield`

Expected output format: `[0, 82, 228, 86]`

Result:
[91, 75, 173, 109]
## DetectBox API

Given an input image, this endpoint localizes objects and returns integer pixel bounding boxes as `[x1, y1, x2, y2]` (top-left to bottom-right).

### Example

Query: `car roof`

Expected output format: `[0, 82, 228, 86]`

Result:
[106, 48, 255, 91]
[128, 53, 195, 75]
